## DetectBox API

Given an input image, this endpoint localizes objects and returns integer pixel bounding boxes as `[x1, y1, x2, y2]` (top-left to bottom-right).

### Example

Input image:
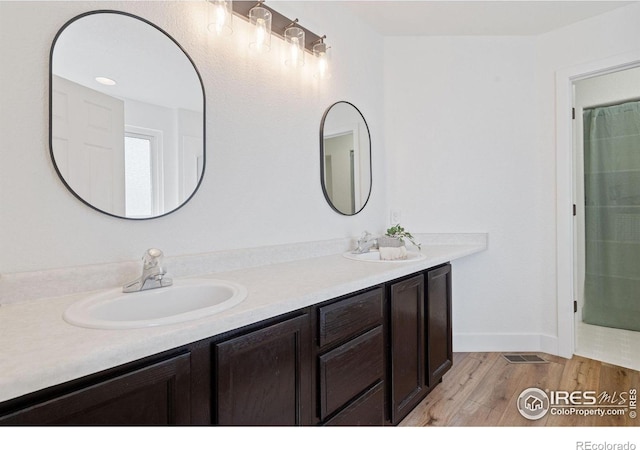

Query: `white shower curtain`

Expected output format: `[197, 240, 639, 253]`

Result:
[583, 100, 640, 332]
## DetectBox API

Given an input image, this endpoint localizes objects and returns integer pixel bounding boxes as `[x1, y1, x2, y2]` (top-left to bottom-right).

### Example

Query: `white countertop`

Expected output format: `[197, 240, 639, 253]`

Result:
[0, 239, 486, 404]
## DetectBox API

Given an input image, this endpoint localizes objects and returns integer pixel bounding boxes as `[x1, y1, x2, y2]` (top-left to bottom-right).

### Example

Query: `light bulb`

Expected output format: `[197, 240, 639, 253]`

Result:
[215, 5, 227, 34]
[313, 41, 331, 79]
[290, 37, 300, 66]
[207, 0, 232, 36]
[284, 26, 305, 67]
[256, 18, 266, 50]
[249, 6, 271, 52]
[317, 53, 328, 78]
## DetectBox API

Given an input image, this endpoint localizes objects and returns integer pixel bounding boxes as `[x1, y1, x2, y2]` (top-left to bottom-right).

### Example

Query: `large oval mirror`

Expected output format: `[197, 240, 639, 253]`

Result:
[320, 101, 372, 215]
[50, 11, 205, 219]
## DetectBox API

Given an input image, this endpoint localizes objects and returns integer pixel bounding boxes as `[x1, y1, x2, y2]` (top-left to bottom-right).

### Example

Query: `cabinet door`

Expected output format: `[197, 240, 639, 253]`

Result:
[389, 274, 426, 424]
[318, 325, 384, 421]
[214, 313, 312, 425]
[426, 264, 453, 387]
[0, 353, 191, 425]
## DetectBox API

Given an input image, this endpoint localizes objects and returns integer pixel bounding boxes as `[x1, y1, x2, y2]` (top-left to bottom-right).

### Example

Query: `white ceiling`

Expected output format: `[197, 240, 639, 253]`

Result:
[339, 1, 635, 36]
[53, 12, 202, 111]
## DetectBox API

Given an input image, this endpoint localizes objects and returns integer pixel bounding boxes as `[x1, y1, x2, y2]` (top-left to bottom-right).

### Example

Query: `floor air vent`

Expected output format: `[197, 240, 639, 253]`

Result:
[502, 354, 548, 364]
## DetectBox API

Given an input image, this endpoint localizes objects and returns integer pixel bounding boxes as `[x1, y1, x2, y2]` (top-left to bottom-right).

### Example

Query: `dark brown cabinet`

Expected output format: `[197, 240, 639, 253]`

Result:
[316, 288, 385, 425]
[213, 313, 312, 425]
[426, 264, 453, 387]
[388, 274, 426, 424]
[0, 352, 192, 425]
[388, 264, 453, 425]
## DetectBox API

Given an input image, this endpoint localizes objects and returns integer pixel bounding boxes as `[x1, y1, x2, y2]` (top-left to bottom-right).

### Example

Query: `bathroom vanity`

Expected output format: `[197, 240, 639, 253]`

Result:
[0, 237, 484, 425]
[0, 264, 449, 426]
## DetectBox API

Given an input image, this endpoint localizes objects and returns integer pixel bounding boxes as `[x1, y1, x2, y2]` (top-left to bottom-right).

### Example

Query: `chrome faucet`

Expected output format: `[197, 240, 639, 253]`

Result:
[352, 231, 378, 254]
[123, 248, 173, 293]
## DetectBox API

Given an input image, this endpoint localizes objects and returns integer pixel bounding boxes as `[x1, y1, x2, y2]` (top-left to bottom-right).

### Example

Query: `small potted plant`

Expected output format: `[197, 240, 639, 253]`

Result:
[379, 224, 421, 249]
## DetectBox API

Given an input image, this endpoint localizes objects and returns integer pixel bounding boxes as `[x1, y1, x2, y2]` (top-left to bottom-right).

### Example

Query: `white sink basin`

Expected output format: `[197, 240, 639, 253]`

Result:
[343, 250, 427, 263]
[63, 278, 248, 330]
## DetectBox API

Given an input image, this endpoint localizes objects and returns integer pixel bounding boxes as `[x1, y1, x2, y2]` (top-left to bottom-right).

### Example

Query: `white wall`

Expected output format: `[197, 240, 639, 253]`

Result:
[384, 36, 544, 351]
[384, 2, 640, 353]
[0, 1, 386, 273]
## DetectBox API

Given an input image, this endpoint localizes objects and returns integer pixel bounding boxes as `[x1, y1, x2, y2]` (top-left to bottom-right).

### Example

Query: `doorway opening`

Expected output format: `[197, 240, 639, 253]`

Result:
[572, 68, 640, 371]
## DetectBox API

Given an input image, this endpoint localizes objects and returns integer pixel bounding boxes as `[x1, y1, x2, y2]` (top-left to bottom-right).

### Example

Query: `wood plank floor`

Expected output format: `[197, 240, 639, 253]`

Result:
[399, 352, 640, 426]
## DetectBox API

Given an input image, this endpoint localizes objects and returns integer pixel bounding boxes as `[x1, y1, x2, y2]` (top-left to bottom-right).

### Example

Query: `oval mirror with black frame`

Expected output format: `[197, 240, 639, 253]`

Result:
[320, 101, 372, 215]
[50, 10, 205, 220]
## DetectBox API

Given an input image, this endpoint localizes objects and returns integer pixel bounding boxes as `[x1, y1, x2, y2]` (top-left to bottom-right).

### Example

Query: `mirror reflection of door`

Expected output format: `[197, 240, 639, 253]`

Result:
[50, 11, 205, 219]
[52, 75, 126, 216]
[324, 132, 356, 215]
[320, 101, 371, 216]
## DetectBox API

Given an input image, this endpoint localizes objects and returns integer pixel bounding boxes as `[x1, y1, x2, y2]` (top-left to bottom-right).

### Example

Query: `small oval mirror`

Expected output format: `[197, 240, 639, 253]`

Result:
[320, 101, 372, 215]
[50, 11, 205, 219]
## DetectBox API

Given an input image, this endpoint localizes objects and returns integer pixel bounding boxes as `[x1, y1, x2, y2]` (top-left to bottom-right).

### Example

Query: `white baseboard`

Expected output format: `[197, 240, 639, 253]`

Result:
[454, 333, 560, 356]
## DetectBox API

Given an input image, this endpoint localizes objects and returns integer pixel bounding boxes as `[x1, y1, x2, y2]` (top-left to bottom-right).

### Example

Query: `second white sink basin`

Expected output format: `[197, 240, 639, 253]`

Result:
[343, 250, 427, 263]
[63, 278, 247, 330]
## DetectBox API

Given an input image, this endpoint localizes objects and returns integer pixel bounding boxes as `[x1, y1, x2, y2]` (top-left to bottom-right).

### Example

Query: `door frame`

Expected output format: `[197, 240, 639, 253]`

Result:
[555, 50, 640, 358]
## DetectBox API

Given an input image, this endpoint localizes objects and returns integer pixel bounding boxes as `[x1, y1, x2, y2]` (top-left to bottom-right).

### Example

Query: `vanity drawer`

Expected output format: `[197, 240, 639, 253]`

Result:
[318, 325, 384, 420]
[323, 380, 385, 426]
[317, 287, 383, 348]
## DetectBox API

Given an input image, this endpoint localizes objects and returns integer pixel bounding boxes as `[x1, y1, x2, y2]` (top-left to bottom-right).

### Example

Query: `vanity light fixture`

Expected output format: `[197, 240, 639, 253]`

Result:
[284, 20, 305, 67]
[95, 76, 116, 86]
[248, 2, 271, 52]
[313, 36, 331, 79]
[207, 0, 233, 36]
[209, 1, 329, 76]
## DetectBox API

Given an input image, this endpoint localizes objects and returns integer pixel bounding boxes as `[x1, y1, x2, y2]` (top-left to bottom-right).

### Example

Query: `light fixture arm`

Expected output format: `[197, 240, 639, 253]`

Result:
[312, 35, 327, 45]
[312, 35, 330, 51]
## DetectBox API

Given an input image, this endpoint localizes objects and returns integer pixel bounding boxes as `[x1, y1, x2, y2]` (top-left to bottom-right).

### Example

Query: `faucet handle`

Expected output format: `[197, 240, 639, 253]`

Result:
[359, 231, 372, 241]
[142, 248, 164, 269]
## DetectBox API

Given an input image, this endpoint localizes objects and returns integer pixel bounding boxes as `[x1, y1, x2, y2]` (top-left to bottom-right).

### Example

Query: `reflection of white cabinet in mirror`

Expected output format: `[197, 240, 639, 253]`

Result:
[50, 11, 205, 219]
